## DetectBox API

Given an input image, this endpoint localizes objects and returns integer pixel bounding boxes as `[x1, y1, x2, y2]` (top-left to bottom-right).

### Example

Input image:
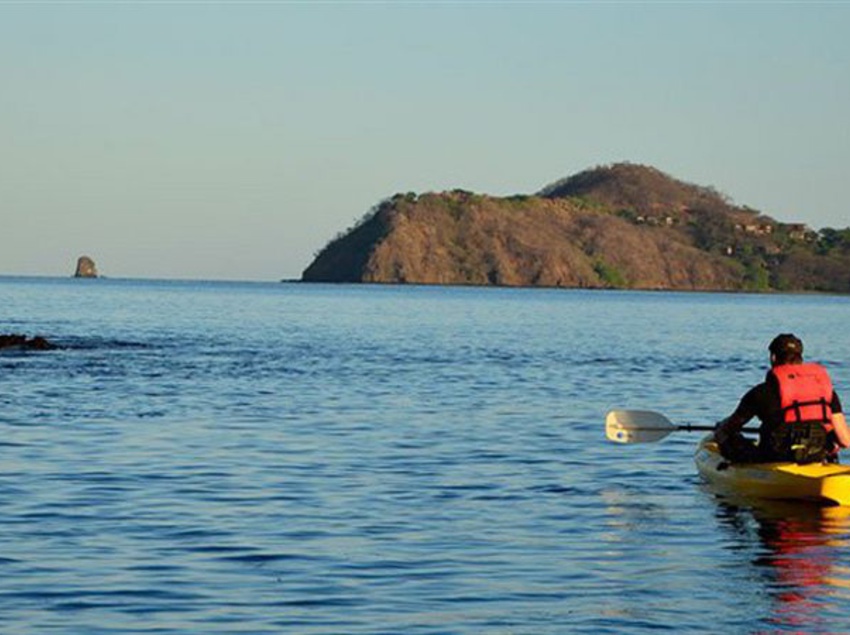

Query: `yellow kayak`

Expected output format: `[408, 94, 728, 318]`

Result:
[695, 435, 850, 506]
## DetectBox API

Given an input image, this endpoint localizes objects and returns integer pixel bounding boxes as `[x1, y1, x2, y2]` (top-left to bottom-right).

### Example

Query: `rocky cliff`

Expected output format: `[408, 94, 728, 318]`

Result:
[302, 164, 850, 292]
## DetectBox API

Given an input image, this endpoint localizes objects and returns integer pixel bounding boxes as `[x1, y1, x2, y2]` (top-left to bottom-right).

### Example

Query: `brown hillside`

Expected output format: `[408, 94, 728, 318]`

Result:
[301, 163, 850, 292]
[304, 188, 741, 289]
[540, 163, 725, 215]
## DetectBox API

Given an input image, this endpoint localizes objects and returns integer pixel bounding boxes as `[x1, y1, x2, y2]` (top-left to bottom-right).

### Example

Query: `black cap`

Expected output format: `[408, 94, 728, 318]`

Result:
[769, 333, 803, 357]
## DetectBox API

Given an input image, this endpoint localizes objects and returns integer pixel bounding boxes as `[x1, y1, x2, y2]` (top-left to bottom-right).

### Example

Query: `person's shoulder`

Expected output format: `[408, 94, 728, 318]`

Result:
[743, 381, 772, 403]
[748, 380, 770, 394]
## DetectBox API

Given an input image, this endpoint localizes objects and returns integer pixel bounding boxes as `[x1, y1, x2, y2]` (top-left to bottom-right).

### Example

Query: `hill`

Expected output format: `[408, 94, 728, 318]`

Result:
[301, 163, 850, 292]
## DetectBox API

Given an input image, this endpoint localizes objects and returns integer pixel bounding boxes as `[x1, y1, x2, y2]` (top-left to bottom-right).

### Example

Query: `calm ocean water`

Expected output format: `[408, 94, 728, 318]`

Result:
[2, 276, 850, 634]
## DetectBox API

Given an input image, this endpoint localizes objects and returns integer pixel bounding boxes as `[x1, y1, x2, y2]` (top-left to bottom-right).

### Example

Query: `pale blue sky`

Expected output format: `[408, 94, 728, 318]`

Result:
[2, 1, 848, 281]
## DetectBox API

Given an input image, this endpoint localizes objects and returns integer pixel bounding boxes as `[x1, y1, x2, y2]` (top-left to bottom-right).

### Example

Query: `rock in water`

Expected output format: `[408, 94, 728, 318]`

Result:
[74, 255, 98, 278]
[0, 334, 56, 350]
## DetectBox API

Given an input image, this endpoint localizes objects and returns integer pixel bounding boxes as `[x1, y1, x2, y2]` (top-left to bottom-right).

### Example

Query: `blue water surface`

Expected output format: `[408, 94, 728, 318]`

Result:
[2, 277, 850, 634]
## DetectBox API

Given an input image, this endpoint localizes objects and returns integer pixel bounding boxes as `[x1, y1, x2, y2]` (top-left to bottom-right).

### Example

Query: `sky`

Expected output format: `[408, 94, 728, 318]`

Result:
[2, 1, 849, 281]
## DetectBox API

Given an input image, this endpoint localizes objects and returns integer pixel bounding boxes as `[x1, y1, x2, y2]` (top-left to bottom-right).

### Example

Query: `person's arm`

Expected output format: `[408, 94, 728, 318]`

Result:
[714, 386, 760, 444]
[832, 413, 850, 448]
[714, 411, 749, 445]
[831, 392, 850, 448]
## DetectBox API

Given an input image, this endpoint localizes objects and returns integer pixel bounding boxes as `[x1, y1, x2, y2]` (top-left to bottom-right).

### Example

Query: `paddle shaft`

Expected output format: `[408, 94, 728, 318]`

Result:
[677, 424, 716, 432]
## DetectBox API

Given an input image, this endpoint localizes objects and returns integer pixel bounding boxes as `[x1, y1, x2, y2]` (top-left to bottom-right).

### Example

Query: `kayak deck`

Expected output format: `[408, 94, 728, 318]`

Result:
[695, 436, 850, 506]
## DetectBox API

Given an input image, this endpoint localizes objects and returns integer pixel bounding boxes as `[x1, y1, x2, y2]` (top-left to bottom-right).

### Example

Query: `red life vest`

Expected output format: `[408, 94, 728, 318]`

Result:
[771, 362, 834, 427]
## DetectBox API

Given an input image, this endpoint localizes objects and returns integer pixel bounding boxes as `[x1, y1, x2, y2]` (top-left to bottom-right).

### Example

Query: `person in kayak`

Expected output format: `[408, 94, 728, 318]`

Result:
[714, 333, 850, 463]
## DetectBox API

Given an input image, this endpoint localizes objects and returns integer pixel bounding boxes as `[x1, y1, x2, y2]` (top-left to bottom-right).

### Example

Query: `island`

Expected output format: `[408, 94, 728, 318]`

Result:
[302, 163, 850, 293]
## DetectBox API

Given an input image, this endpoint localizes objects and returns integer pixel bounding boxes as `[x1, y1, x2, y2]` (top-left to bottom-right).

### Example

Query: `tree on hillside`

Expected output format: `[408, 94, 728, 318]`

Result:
[818, 228, 850, 255]
[687, 208, 736, 254]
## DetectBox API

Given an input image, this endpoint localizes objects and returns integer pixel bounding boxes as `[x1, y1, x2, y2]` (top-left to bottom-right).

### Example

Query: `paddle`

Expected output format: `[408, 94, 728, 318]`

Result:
[605, 409, 716, 444]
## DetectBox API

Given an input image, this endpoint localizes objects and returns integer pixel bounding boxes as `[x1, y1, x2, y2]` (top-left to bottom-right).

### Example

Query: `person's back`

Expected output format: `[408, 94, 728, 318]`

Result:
[715, 334, 850, 463]
[762, 359, 835, 462]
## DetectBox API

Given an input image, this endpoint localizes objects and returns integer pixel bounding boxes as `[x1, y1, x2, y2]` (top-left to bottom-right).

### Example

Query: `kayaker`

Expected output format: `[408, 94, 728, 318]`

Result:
[714, 333, 850, 463]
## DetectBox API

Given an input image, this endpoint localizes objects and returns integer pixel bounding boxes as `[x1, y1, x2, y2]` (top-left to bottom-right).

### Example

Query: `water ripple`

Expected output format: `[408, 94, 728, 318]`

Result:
[3, 280, 850, 633]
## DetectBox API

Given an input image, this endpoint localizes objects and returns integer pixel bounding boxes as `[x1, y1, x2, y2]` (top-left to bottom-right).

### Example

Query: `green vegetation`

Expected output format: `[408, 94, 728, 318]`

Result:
[593, 260, 627, 287]
[743, 261, 771, 291]
[818, 228, 850, 255]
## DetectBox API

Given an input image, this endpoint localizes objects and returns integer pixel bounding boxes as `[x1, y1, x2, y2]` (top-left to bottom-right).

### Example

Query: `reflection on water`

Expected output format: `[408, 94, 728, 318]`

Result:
[714, 497, 850, 631]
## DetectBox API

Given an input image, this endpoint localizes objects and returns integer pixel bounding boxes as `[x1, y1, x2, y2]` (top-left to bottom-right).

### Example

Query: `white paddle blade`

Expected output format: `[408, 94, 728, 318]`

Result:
[605, 409, 676, 444]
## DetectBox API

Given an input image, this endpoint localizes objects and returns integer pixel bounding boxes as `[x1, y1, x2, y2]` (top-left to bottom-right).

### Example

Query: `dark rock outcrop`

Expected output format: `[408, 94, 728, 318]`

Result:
[302, 163, 850, 292]
[74, 256, 98, 278]
[0, 334, 56, 350]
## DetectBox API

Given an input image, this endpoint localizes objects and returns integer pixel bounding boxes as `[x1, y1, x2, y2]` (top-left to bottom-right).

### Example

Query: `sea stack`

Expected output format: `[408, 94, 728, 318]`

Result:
[74, 255, 98, 278]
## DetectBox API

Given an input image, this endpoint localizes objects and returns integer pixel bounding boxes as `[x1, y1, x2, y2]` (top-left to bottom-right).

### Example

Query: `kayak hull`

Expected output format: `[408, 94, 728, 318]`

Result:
[695, 436, 850, 506]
